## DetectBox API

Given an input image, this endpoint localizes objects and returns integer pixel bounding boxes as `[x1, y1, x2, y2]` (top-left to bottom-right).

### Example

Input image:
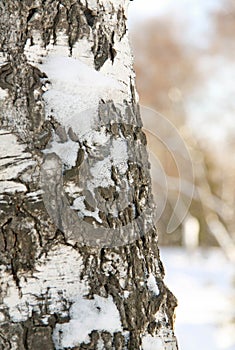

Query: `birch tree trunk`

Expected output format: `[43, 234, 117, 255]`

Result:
[0, 1, 178, 349]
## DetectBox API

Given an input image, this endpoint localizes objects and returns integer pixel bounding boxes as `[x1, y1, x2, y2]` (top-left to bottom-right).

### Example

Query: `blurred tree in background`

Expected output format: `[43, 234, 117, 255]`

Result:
[130, 5, 235, 260]
[212, 0, 235, 55]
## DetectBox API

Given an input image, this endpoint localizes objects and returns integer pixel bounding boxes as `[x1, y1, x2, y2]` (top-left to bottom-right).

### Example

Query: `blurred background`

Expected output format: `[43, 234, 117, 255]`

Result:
[128, 0, 235, 349]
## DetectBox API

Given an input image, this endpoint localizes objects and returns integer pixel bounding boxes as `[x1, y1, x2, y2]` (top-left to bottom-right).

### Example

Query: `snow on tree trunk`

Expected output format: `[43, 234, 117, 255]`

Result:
[0, 1, 178, 349]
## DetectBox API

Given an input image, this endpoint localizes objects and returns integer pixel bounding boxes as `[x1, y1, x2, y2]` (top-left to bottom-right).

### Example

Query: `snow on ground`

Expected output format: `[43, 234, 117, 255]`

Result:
[160, 247, 235, 350]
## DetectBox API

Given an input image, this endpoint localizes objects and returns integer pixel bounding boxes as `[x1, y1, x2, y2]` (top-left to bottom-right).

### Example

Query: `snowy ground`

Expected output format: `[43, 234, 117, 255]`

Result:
[160, 247, 235, 350]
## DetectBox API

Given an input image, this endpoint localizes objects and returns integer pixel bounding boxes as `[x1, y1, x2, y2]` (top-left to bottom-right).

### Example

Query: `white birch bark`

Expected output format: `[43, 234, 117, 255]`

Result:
[0, 1, 178, 349]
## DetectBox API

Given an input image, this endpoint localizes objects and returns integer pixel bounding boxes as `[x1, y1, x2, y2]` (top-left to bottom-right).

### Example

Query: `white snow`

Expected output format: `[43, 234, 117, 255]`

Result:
[44, 137, 79, 169]
[24, 3, 135, 165]
[42, 56, 119, 92]
[25, 26, 133, 106]
[142, 335, 164, 350]
[42, 56, 121, 141]
[147, 273, 159, 295]
[90, 157, 115, 189]
[85, 128, 110, 149]
[97, 339, 105, 350]
[88, 139, 128, 191]
[72, 196, 102, 223]
[111, 139, 128, 174]
[160, 247, 235, 350]
[53, 295, 122, 349]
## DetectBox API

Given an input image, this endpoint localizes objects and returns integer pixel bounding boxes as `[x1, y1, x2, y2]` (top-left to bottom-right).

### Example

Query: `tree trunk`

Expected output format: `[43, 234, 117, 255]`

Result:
[0, 1, 178, 349]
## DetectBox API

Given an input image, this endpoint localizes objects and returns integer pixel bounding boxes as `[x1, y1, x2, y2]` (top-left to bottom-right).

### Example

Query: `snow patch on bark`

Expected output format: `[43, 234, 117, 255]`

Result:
[42, 56, 122, 139]
[90, 157, 115, 189]
[42, 56, 119, 92]
[147, 273, 160, 295]
[84, 128, 110, 149]
[2, 245, 88, 322]
[111, 139, 129, 174]
[44, 137, 79, 169]
[72, 196, 102, 223]
[89, 139, 128, 191]
[53, 295, 122, 349]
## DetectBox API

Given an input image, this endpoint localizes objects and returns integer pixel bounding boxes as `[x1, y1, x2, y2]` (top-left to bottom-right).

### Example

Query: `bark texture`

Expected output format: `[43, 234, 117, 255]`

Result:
[0, 1, 178, 349]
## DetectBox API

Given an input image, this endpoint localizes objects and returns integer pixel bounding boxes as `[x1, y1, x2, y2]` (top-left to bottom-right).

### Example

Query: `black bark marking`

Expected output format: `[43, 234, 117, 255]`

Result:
[93, 27, 110, 70]
[0, 63, 47, 91]
[84, 8, 95, 27]
[0, 63, 13, 90]
[26, 8, 38, 23]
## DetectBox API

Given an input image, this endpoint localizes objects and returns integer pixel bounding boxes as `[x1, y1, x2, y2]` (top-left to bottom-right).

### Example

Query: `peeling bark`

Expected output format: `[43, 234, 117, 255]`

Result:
[0, 1, 178, 349]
